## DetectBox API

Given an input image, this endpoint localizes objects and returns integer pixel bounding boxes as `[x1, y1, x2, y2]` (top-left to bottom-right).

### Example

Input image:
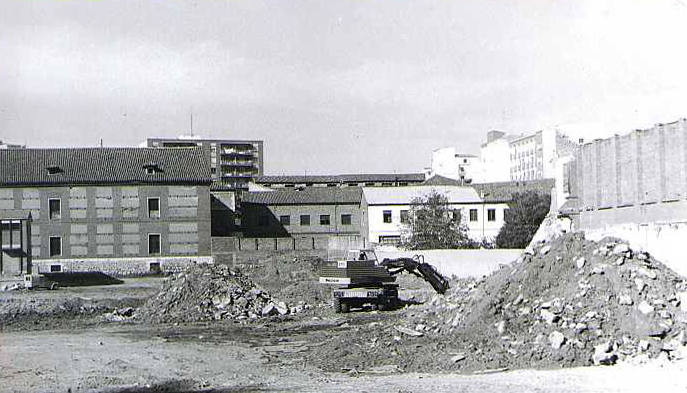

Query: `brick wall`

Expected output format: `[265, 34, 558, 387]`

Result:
[569, 118, 687, 228]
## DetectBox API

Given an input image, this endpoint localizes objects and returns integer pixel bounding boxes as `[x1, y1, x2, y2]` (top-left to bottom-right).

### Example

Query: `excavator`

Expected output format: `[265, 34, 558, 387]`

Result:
[319, 250, 450, 313]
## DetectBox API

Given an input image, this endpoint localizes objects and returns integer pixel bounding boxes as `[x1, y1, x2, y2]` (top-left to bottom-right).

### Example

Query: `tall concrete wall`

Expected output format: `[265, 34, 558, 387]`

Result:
[567, 118, 687, 276]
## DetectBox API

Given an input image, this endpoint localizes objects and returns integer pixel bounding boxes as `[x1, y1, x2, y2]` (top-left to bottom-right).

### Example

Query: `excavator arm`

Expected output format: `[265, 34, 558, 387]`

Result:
[380, 255, 450, 295]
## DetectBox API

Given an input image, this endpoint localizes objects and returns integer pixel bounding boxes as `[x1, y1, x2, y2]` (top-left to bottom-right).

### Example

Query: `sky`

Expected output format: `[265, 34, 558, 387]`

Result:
[2, 0, 687, 175]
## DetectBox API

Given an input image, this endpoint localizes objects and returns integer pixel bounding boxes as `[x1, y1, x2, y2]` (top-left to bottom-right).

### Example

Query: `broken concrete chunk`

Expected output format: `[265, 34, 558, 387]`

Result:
[394, 326, 424, 337]
[638, 268, 657, 280]
[576, 257, 586, 269]
[261, 303, 277, 317]
[540, 245, 552, 256]
[592, 341, 617, 365]
[549, 331, 566, 349]
[638, 301, 654, 315]
[618, 295, 634, 306]
[635, 279, 646, 292]
[495, 320, 506, 334]
[541, 309, 560, 325]
[615, 257, 625, 266]
[612, 244, 630, 255]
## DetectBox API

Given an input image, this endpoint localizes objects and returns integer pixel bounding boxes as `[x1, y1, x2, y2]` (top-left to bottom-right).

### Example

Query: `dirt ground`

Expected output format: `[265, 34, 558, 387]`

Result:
[2, 320, 687, 393]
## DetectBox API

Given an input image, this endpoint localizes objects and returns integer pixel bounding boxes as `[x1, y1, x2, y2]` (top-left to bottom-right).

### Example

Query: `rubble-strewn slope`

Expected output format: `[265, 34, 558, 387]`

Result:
[136, 264, 305, 323]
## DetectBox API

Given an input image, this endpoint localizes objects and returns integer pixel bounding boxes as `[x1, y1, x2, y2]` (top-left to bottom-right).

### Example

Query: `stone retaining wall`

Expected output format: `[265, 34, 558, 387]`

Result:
[33, 256, 214, 277]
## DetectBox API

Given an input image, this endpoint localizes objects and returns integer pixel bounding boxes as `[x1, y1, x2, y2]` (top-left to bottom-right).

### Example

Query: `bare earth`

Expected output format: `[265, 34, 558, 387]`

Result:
[2, 324, 687, 393]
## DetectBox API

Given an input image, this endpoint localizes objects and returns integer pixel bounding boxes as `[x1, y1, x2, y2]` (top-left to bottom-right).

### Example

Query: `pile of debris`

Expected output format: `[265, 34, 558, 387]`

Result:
[136, 263, 306, 323]
[410, 232, 687, 369]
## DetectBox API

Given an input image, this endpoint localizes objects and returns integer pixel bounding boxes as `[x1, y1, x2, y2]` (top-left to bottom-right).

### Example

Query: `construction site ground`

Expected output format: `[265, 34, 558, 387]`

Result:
[3, 234, 687, 392]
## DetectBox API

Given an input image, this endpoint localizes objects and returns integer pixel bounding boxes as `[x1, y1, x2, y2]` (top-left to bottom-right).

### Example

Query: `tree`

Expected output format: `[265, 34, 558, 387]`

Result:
[495, 191, 551, 248]
[401, 190, 471, 250]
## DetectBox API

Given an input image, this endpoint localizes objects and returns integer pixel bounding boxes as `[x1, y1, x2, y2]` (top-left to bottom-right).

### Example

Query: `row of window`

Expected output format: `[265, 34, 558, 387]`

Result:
[47, 198, 161, 220]
[46, 234, 162, 257]
[262, 213, 353, 227]
[381, 208, 497, 223]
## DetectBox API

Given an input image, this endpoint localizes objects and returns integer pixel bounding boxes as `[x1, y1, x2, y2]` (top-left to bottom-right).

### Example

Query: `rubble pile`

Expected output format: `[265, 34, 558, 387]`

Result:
[412, 232, 687, 369]
[137, 264, 305, 323]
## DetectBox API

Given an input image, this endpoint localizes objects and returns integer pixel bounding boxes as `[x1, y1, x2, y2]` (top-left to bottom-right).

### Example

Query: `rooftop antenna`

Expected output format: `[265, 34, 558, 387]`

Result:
[190, 112, 194, 137]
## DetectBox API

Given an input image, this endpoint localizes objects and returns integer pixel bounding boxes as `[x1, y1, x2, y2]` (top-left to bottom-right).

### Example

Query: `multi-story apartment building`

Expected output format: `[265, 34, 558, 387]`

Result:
[509, 129, 577, 181]
[254, 173, 425, 189]
[146, 136, 264, 190]
[0, 147, 212, 279]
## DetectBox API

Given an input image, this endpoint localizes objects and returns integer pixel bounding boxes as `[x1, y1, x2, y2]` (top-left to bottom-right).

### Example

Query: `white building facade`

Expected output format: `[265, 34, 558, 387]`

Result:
[426, 147, 480, 183]
[362, 186, 509, 245]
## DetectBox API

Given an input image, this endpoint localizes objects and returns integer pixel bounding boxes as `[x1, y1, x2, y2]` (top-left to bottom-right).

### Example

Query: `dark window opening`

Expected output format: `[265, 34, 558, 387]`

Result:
[341, 214, 352, 225]
[148, 198, 160, 218]
[469, 209, 478, 222]
[320, 214, 330, 225]
[400, 210, 409, 224]
[487, 208, 496, 222]
[50, 264, 62, 272]
[49, 237, 62, 257]
[49, 199, 61, 220]
[300, 215, 310, 226]
[148, 234, 161, 255]
[279, 215, 291, 225]
[149, 262, 161, 274]
[383, 210, 392, 223]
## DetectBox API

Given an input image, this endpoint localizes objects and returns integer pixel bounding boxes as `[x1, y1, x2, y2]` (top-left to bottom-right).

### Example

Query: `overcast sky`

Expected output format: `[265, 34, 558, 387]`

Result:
[2, 1, 687, 175]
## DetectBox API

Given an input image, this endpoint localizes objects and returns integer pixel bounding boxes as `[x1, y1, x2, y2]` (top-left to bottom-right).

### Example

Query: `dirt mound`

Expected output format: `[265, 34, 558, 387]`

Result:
[137, 264, 306, 323]
[413, 233, 687, 369]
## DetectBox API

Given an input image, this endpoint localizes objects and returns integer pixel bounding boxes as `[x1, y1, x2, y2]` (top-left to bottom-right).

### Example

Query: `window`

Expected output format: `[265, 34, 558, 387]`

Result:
[49, 236, 62, 257]
[148, 198, 160, 218]
[300, 215, 310, 226]
[49, 199, 61, 220]
[320, 214, 331, 225]
[341, 214, 352, 225]
[469, 209, 478, 222]
[400, 210, 409, 224]
[383, 210, 392, 223]
[279, 215, 291, 225]
[487, 208, 496, 222]
[50, 264, 62, 272]
[378, 235, 401, 245]
[148, 234, 161, 255]
[451, 209, 461, 221]
[258, 215, 269, 227]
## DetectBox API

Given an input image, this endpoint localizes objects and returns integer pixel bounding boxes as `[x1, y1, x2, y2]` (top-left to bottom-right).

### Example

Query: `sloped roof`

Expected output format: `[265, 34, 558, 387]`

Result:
[242, 188, 363, 205]
[254, 173, 425, 184]
[422, 175, 466, 186]
[362, 186, 482, 205]
[0, 148, 211, 187]
[472, 179, 554, 202]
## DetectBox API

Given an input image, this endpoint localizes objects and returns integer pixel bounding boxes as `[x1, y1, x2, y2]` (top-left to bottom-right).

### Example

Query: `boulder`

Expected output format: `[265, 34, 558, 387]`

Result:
[541, 309, 559, 325]
[612, 244, 630, 255]
[540, 245, 552, 256]
[261, 303, 277, 317]
[576, 257, 586, 269]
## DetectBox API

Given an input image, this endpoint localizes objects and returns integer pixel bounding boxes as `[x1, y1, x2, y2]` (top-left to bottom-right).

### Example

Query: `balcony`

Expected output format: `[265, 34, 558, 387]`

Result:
[220, 160, 255, 168]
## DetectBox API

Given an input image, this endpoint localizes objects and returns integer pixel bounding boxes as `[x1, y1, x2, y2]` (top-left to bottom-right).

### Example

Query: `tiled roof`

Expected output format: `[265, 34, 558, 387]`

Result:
[0, 148, 212, 187]
[422, 175, 467, 186]
[363, 186, 483, 205]
[242, 188, 363, 205]
[254, 173, 425, 184]
[472, 179, 554, 202]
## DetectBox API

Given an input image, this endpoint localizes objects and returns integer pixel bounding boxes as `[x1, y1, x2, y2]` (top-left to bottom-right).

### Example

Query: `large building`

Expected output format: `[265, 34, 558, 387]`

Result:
[479, 130, 514, 183]
[254, 173, 425, 189]
[361, 186, 510, 245]
[0, 147, 212, 278]
[146, 136, 264, 191]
